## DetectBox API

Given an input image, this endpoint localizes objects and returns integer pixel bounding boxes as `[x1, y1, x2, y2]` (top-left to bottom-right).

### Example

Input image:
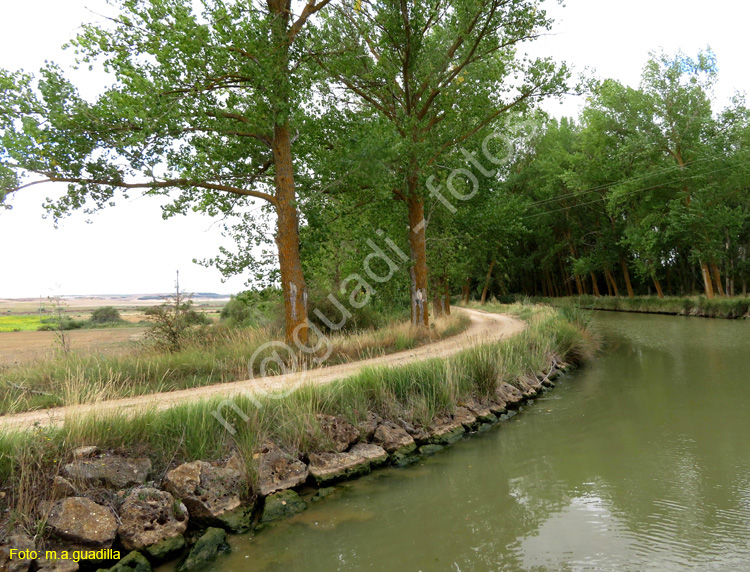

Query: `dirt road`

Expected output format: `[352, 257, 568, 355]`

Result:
[0, 308, 524, 430]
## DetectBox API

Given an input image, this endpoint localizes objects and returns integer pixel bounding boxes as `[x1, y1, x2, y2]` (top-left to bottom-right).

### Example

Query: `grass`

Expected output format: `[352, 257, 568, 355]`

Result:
[0, 304, 600, 534]
[0, 313, 470, 416]
[529, 295, 750, 319]
[0, 315, 46, 332]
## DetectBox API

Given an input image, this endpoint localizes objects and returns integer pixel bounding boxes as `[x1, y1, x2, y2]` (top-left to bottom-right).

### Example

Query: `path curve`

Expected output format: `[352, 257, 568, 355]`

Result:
[0, 308, 525, 430]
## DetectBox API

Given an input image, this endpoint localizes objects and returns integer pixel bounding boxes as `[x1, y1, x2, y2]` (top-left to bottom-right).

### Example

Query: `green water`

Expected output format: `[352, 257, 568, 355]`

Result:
[202, 313, 750, 571]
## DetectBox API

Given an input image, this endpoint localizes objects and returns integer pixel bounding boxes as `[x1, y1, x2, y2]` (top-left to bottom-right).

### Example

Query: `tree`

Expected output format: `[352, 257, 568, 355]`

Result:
[0, 0, 332, 344]
[317, 0, 568, 326]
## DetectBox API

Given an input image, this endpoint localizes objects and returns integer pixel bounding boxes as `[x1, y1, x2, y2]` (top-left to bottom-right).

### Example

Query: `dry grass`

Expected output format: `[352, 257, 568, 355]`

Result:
[0, 314, 470, 416]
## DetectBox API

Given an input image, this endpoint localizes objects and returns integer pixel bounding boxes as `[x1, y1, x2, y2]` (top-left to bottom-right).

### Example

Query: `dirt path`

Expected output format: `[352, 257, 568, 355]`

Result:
[0, 308, 524, 430]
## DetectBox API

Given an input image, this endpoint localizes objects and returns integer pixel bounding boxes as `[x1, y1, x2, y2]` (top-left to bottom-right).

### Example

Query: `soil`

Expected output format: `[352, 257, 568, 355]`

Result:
[0, 308, 524, 430]
[0, 327, 148, 367]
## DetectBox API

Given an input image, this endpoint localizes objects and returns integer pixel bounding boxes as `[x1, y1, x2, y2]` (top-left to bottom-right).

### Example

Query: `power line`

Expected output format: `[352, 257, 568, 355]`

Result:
[521, 152, 729, 211]
[521, 162, 738, 220]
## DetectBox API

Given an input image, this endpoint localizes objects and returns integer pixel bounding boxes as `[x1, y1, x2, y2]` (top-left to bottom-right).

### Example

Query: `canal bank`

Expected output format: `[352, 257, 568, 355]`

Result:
[0, 305, 598, 572]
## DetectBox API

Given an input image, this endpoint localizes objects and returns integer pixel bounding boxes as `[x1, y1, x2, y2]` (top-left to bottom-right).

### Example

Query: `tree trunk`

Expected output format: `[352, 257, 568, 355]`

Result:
[653, 275, 664, 299]
[273, 123, 308, 345]
[432, 289, 444, 318]
[604, 270, 613, 296]
[443, 277, 451, 315]
[620, 257, 635, 298]
[574, 274, 584, 296]
[590, 272, 601, 297]
[407, 191, 429, 327]
[711, 262, 725, 296]
[666, 266, 672, 296]
[605, 268, 619, 297]
[481, 260, 496, 304]
[558, 255, 573, 296]
[462, 277, 471, 304]
[549, 270, 557, 297]
[700, 261, 715, 299]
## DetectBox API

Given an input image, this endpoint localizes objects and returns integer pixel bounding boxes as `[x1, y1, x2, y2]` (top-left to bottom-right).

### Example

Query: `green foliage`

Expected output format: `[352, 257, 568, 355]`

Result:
[89, 306, 122, 324]
[219, 288, 282, 328]
[36, 316, 85, 331]
[144, 292, 211, 353]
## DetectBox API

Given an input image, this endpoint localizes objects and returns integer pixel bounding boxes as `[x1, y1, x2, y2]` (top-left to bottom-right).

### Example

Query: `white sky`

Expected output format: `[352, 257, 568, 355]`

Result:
[0, 0, 748, 298]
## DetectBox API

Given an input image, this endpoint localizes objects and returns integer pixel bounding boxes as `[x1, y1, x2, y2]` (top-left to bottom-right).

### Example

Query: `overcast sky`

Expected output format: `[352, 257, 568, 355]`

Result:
[1, 0, 748, 298]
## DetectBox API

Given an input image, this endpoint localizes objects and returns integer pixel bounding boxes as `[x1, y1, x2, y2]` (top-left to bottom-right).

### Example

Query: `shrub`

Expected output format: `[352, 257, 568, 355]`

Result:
[90, 306, 122, 324]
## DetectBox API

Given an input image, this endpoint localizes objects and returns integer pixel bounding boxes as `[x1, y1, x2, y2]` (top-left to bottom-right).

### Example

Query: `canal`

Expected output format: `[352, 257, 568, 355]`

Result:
[200, 312, 750, 571]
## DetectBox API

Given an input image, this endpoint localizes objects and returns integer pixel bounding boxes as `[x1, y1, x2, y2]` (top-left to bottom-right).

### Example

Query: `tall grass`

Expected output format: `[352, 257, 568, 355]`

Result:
[0, 314, 469, 416]
[0, 306, 599, 533]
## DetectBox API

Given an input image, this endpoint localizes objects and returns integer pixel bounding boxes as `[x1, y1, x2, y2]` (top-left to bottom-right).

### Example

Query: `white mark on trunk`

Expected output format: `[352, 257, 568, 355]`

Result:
[289, 281, 298, 320]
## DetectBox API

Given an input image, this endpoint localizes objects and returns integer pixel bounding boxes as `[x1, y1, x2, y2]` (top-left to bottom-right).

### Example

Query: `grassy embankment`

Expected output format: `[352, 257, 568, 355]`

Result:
[522, 295, 750, 319]
[0, 302, 599, 531]
[0, 313, 469, 415]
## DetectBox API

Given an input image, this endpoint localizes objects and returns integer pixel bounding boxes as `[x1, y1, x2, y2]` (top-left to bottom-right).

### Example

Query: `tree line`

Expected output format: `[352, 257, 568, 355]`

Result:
[1, 1, 748, 343]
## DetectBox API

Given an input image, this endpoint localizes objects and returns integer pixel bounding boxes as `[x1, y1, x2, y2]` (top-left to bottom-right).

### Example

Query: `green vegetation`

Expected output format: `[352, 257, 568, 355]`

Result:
[533, 295, 750, 320]
[0, 316, 45, 333]
[89, 306, 123, 325]
[0, 313, 470, 415]
[0, 306, 598, 525]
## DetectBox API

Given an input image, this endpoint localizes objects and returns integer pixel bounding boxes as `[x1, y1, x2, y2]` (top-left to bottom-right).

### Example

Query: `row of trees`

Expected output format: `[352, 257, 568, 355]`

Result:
[0, 0, 567, 342]
[490, 50, 750, 300]
[2, 2, 749, 342]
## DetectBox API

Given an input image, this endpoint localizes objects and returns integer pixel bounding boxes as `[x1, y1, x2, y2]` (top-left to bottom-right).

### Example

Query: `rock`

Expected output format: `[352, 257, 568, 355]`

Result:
[50, 476, 77, 500]
[453, 406, 478, 430]
[463, 398, 498, 424]
[176, 528, 229, 572]
[316, 414, 359, 452]
[428, 416, 465, 445]
[487, 396, 507, 416]
[118, 488, 188, 552]
[497, 382, 524, 407]
[419, 444, 445, 456]
[72, 446, 100, 459]
[311, 487, 336, 502]
[526, 375, 543, 390]
[213, 505, 254, 534]
[349, 443, 388, 468]
[255, 442, 308, 496]
[544, 367, 560, 385]
[357, 412, 382, 440]
[95, 551, 152, 572]
[144, 535, 185, 562]
[260, 490, 307, 523]
[62, 456, 151, 489]
[36, 557, 79, 572]
[47, 497, 117, 548]
[0, 532, 35, 572]
[224, 452, 247, 479]
[516, 377, 538, 398]
[163, 461, 251, 531]
[373, 422, 416, 456]
[308, 452, 371, 486]
[395, 419, 430, 444]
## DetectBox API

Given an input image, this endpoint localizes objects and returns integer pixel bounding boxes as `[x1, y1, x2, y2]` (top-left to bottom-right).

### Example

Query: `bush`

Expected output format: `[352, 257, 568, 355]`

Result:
[90, 306, 122, 324]
[37, 317, 85, 331]
[221, 288, 283, 328]
[144, 297, 211, 352]
[307, 291, 385, 333]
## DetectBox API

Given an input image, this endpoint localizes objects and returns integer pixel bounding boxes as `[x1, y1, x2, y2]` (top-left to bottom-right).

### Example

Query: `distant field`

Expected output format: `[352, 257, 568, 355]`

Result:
[0, 315, 45, 332]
